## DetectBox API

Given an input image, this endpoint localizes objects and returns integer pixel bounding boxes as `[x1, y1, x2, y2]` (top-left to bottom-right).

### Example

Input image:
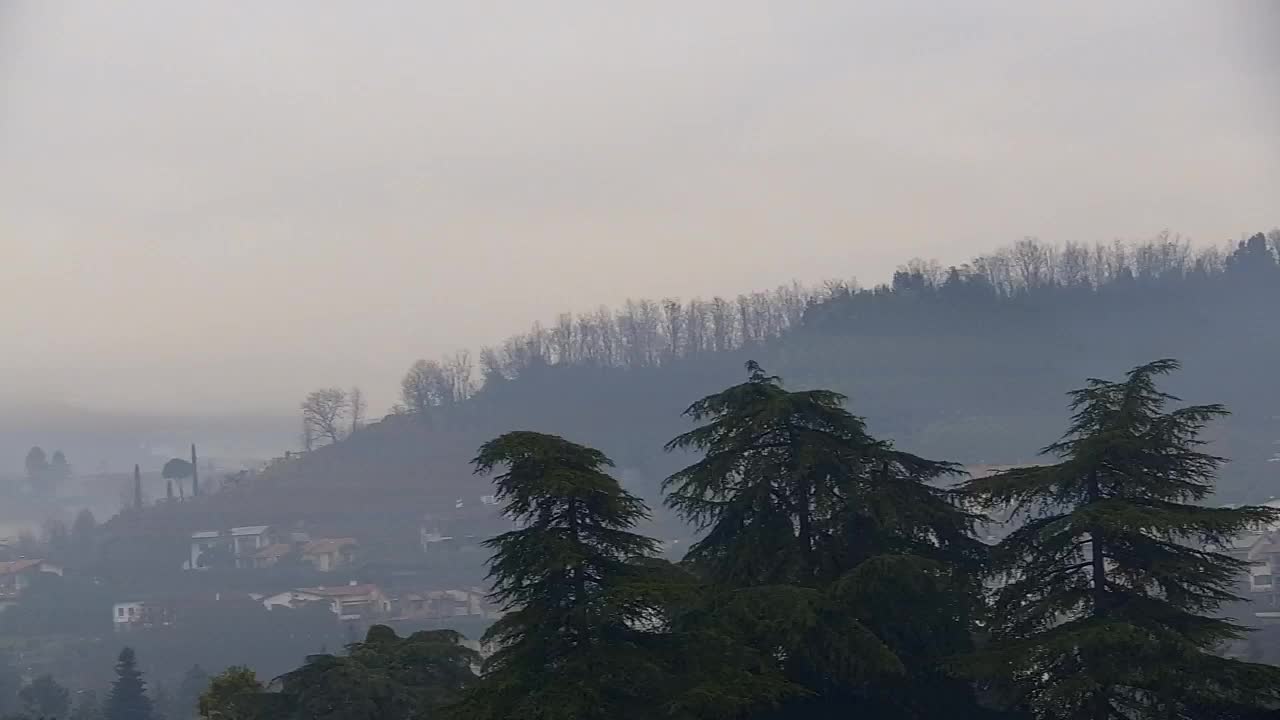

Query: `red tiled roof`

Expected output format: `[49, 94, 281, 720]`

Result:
[0, 559, 45, 575]
[254, 543, 293, 560]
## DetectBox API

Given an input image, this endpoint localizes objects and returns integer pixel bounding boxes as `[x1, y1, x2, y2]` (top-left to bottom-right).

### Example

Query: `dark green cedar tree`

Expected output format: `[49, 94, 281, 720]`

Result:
[455, 431, 675, 720]
[664, 362, 990, 719]
[104, 648, 154, 720]
[274, 626, 477, 720]
[963, 359, 1280, 720]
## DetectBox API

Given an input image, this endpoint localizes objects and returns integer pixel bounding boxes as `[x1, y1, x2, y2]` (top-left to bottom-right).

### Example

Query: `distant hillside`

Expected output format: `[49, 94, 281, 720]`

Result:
[0, 406, 295, 476]
[131, 231, 1280, 541]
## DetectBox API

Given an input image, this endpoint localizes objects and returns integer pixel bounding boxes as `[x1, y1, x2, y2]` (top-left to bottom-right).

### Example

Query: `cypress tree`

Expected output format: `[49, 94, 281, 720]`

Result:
[664, 362, 988, 718]
[104, 647, 154, 720]
[455, 431, 673, 720]
[963, 359, 1280, 719]
[190, 444, 199, 498]
[133, 465, 143, 510]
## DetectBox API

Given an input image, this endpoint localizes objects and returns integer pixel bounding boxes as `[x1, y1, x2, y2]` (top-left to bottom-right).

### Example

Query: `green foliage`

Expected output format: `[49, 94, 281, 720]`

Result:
[273, 626, 478, 720]
[457, 432, 675, 720]
[19, 675, 68, 720]
[197, 667, 261, 720]
[664, 362, 988, 718]
[963, 359, 1280, 719]
[104, 648, 154, 720]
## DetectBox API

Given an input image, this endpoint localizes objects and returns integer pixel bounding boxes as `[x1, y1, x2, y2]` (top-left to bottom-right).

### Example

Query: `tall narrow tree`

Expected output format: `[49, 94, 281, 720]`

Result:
[133, 464, 143, 510]
[964, 359, 1280, 719]
[104, 647, 154, 720]
[664, 362, 987, 718]
[456, 431, 673, 720]
[191, 444, 199, 497]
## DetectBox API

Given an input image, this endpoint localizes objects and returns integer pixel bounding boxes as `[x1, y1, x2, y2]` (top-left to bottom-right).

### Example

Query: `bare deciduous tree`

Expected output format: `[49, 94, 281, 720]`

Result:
[300, 387, 350, 446]
[444, 350, 475, 403]
[401, 359, 449, 414]
[349, 386, 367, 435]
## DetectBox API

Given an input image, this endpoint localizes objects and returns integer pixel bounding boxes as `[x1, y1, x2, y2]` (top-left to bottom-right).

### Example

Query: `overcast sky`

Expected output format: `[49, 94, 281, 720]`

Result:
[2, 1, 1277, 415]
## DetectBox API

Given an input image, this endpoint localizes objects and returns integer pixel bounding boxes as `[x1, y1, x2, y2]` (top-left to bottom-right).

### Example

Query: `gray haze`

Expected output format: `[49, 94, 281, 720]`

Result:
[2, 1, 1277, 415]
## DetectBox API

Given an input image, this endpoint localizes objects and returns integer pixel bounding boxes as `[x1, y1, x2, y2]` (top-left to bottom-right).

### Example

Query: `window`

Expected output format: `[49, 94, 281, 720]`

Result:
[117, 607, 125, 618]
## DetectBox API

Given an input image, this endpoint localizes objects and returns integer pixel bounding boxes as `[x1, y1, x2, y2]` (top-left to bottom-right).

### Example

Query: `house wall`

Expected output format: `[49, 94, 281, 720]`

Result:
[112, 601, 146, 630]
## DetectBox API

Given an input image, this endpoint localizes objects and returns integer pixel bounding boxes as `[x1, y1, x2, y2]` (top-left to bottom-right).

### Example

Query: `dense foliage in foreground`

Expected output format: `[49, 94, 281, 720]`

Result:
[199, 359, 1280, 720]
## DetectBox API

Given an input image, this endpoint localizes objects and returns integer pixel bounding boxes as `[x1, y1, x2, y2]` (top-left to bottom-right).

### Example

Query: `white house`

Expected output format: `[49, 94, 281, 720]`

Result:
[187, 526, 275, 570]
[188, 531, 223, 570]
[112, 600, 148, 631]
[231, 526, 273, 567]
[261, 582, 389, 620]
[111, 599, 171, 632]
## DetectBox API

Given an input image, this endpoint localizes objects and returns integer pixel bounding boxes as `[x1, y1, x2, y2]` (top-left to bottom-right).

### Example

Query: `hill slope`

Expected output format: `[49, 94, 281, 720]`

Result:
[134, 232, 1280, 541]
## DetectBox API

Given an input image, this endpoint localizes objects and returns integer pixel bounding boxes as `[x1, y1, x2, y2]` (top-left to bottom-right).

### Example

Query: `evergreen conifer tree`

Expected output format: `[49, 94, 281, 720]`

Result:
[963, 359, 1280, 719]
[190, 445, 199, 498]
[456, 431, 673, 720]
[664, 362, 989, 718]
[104, 648, 154, 720]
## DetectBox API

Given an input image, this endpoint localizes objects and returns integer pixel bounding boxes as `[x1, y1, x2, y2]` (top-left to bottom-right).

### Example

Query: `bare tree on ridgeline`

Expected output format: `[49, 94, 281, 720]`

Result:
[300, 387, 350, 446]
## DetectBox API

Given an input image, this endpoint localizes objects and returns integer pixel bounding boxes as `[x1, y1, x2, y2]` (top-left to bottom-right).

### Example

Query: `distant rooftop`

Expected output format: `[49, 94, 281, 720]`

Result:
[0, 559, 46, 575]
[297, 583, 379, 598]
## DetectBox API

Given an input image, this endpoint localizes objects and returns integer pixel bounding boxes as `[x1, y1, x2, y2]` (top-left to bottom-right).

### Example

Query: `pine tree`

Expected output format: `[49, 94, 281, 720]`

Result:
[455, 431, 673, 720]
[664, 361, 989, 718]
[963, 359, 1280, 719]
[104, 648, 154, 720]
[133, 465, 143, 510]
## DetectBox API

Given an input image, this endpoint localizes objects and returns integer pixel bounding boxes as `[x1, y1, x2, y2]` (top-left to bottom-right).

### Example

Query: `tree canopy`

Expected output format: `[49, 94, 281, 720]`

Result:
[456, 431, 678, 720]
[963, 359, 1280, 719]
[664, 362, 989, 718]
[104, 648, 154, 720]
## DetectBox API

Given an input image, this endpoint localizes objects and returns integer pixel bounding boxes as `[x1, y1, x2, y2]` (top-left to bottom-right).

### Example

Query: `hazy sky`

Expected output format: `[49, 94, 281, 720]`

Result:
[2, 1, 1277, 415]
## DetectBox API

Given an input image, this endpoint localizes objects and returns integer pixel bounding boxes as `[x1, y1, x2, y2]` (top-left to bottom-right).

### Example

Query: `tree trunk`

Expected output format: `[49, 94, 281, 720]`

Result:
[567, 499, 587, 610]
[1087, 469, 1107, 616]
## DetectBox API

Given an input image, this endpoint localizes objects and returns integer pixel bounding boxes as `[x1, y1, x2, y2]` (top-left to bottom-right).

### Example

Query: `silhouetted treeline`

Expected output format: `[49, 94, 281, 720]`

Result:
[398, 232, 1277, 391]
[236, 229, 1280, 553]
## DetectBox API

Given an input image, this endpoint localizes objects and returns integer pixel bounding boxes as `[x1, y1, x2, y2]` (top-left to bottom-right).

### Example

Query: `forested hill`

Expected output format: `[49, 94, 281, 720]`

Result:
[208, 231, 1280, 532]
